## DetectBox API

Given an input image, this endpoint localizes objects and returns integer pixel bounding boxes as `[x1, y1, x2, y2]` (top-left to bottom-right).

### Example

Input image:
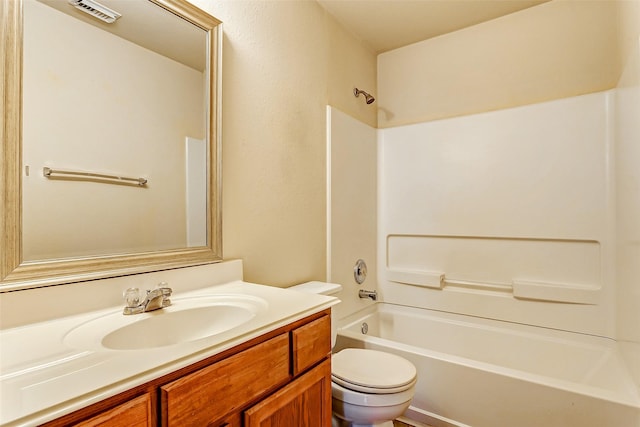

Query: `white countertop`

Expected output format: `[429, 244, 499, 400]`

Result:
[0, 280, 336, 426]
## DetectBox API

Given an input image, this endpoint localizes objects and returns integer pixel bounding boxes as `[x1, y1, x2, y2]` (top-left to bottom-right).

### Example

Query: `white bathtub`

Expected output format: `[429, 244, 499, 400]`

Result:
[333, 303, 640, 427]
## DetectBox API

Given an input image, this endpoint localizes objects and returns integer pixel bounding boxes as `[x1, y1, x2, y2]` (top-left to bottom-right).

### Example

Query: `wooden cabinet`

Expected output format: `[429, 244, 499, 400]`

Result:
[40, 310, 332, 427]
[41, 389, 157, 427]
[244, 359, 331, 427]
[74, 394, 153, 427]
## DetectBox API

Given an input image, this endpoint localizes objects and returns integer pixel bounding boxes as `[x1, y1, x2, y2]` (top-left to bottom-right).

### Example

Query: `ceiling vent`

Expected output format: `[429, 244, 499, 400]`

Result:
[68, 0, 121, 24]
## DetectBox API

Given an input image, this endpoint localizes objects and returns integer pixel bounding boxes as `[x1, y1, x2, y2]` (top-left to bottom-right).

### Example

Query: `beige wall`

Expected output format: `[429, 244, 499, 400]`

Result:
[617, 0, 640, 72]
[377, 0, 620, 128]
[189, 0, 376, 286]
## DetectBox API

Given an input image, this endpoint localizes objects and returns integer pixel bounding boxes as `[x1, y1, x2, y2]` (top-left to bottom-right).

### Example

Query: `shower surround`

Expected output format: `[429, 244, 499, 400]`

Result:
[378, 91, 614, 337]
[326, 88, 639, 426]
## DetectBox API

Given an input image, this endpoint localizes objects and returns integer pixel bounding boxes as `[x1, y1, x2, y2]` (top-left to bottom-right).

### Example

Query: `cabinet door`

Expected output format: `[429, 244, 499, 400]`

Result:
[161, 333, 290, 426]
[74, 393, 153, 427]
[244, 359, 332, 427]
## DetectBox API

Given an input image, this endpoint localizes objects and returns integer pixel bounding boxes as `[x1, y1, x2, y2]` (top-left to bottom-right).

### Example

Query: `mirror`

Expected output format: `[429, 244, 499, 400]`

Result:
[1, 0, 222, 290]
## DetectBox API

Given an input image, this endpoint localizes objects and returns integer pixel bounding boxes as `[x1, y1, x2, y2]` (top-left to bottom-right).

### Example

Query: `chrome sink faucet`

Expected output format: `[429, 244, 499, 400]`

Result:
[123, 282, 172, 315]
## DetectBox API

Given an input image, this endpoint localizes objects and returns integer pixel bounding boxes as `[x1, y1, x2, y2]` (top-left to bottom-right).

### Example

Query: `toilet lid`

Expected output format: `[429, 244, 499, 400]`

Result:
[332, 349, 416, 392]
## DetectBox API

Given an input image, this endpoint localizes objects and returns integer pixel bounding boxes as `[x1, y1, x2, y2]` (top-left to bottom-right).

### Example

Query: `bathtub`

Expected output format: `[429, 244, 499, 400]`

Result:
[333, 303, 640, 427]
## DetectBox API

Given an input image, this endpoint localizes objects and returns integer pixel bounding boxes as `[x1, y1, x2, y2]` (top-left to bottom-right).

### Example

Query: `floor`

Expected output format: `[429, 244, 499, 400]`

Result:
[393, 418, 433, 427]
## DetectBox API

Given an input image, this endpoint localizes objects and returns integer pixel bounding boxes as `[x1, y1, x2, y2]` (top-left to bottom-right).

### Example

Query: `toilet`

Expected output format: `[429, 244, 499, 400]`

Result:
[291, 281, 417, 427]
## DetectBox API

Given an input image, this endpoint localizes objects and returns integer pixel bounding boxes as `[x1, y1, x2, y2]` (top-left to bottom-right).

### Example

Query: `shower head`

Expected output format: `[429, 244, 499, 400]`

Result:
[354, 88, 375, 104]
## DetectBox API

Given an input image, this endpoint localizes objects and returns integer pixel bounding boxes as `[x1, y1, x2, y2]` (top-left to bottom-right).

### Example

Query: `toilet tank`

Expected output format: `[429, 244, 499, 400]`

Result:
[289, 281, 342, 348]
[290, 281, 342, 296]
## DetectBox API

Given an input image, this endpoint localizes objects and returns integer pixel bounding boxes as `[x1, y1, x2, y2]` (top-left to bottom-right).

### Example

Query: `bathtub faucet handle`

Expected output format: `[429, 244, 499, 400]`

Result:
[359, 289, 378, 301]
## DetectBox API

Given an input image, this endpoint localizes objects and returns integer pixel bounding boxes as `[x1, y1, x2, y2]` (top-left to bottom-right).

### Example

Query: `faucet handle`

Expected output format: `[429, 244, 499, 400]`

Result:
[156, 282, 172, 296]
[123, 287, 141, 308]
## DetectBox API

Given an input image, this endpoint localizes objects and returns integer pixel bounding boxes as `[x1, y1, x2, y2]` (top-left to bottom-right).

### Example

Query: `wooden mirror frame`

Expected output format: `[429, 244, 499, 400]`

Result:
[0, 0, 222, 291]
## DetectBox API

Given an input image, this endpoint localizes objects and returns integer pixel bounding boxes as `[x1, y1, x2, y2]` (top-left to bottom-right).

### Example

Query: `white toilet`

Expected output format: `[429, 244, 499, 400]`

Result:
[291, 282, 417, 427]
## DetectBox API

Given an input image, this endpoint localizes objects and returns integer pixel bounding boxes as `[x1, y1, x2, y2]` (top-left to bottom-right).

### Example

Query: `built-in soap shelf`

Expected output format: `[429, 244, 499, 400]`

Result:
[386, 269, 601, 305]
[387, 269, 445, 289]
[511, 280, 600, 305]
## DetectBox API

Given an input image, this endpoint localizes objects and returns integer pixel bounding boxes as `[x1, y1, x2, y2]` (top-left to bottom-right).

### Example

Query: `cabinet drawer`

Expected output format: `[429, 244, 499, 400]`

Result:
[161, 333, 290, 426]
[291, 315, 331, 376]
[74, 393, 153, 427]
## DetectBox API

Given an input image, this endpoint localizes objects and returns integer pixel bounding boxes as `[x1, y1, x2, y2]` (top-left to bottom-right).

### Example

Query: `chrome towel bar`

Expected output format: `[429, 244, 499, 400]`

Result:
[43, 167, 148, 186]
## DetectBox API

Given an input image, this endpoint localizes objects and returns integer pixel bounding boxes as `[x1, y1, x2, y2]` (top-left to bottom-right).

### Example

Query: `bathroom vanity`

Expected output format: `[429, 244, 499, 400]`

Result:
[43, 311, 331, 427]
[0, 266, 337, 427]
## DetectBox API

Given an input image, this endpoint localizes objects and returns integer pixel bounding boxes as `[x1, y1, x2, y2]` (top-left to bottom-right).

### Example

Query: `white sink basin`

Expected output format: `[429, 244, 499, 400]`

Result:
[64, 294, 268, 351]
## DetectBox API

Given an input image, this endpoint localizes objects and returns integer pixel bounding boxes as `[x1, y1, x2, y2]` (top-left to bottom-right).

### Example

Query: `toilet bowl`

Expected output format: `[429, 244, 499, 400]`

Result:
[332, 348, 417, 427]
[290, 282, 417, 427]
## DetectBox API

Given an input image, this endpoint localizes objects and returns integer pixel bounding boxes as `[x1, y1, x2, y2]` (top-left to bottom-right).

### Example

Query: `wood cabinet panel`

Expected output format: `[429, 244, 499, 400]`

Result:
[244, 359, 332, 427]
[161, 333, 290, 426]
[291, 315, 331, 376]
[73, 393, 152, 427]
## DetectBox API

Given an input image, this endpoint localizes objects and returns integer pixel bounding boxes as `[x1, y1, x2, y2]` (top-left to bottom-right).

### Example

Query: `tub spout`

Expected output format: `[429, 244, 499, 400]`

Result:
[359, 289, 378, 301]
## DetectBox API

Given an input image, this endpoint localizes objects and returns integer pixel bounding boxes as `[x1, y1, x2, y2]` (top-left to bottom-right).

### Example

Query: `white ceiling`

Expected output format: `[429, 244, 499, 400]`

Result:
[316, 0, 550, 53]
[38, 0, 206, 70]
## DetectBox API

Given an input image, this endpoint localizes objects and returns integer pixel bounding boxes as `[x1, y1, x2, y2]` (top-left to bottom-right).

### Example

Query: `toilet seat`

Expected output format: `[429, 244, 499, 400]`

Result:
[331, 379, 416, 407]
[332, 349, 417, 394]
